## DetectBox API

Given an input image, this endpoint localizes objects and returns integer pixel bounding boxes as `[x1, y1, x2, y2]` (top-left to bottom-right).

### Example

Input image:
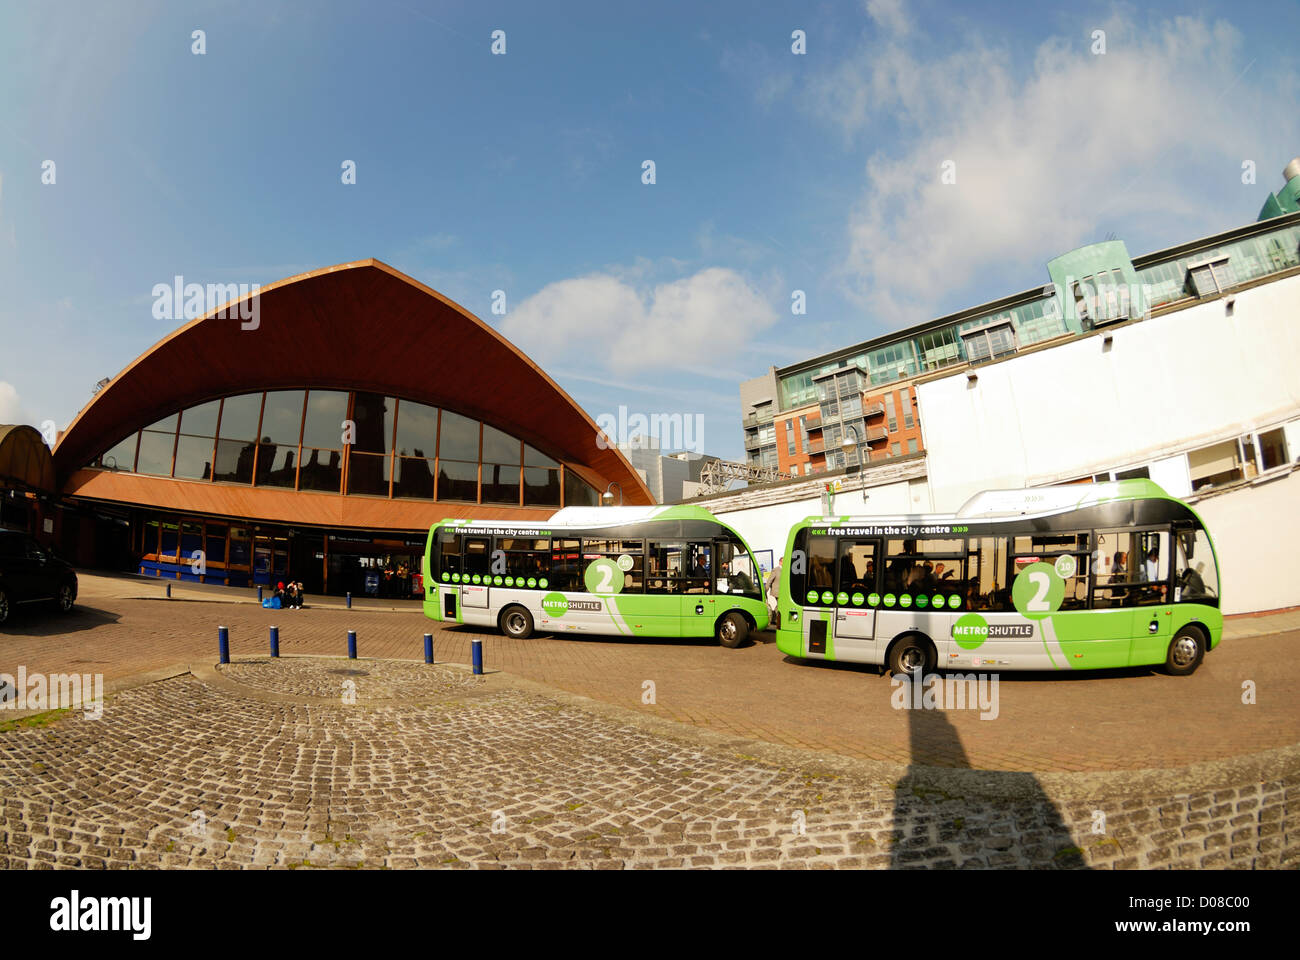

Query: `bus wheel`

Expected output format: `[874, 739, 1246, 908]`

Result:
[1164, 628, 1204, 676]
[717, 612, 749, 649]
[888, 635, 934, 678]
[500, 605, 534, 640]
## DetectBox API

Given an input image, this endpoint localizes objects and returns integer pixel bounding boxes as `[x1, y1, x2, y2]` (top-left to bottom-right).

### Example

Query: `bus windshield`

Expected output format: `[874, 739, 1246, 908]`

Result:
[717, 538, 761, 599]
[1175, 525, 1219, 600]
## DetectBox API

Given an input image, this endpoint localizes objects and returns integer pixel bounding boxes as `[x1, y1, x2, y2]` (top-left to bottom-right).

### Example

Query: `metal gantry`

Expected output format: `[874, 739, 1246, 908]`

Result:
[696, 458, 791, 495]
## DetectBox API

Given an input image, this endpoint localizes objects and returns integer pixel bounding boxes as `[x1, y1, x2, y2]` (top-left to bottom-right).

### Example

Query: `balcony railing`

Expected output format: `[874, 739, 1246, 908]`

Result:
[863, 402, 885, 419]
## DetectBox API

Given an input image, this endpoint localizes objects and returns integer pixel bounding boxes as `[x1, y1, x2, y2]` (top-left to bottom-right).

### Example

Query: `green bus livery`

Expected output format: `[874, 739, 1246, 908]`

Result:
[424, 505, 769, 647]
[776, 480, 1222, 676]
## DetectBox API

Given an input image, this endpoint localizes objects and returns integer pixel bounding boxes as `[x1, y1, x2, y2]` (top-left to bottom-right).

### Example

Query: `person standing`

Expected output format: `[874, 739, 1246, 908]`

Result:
[765, 558, 781, 627]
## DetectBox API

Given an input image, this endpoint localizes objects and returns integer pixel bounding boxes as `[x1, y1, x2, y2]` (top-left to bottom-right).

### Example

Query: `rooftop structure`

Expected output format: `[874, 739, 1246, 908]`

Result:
[742, 200, 1300, 476]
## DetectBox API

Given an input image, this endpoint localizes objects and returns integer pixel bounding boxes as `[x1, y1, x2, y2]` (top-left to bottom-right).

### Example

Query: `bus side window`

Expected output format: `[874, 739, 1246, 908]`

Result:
[462, 537, 490, 579]
[807, 535, 835, 592]
[788, 529, 809, 603]
[582, 538, 644, 592]
[1092, 529, 1168, 607]
[1130, 529, 1170, 606]
[550, 539, 582, 591]
[437, 531, 462, 578]
[684, 542, 711, 594]
[884, 539, 917, 595]
[968, 537, 1011, 610]
[501, 537, 550, 582]
[618, 539, 644, 593]
[837, 540, 876, 594]
[646, 540, 684, 594]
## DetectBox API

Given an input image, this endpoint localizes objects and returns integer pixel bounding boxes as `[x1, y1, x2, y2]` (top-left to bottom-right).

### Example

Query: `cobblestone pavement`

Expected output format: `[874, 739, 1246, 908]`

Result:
[2, 581, 1299, 771]
[2, 658, 1296, 869]
[218, 659, 488, 702]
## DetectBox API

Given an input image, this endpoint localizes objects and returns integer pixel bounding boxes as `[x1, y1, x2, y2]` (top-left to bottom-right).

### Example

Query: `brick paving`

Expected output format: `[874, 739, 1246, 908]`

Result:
[1, 575, 1297, 771]
[1, 576, 1298, 869]
[2, 658, 1295, 869]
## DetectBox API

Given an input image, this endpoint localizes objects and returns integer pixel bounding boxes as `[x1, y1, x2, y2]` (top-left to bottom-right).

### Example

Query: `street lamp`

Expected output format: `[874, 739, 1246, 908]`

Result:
[841, 426, 870, 503]
[841, 426, 862, 472]
[601, 481, 623, 507]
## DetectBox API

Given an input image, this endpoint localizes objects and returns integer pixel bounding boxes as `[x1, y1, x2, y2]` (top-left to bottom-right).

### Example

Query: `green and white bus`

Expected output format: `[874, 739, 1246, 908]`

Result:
[776, 480, 1222, 676]
[424, 505, 769, 646]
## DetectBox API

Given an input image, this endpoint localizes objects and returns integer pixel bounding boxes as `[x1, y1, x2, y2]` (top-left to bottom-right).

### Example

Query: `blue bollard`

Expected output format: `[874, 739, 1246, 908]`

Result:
[471, 638, 483, 675]
[258, 585, 264, 603]
[346, 592, 352, 609]
[424, 633, 433, 665]
[270, 625, 279, 658]
[218, 626, 230, 665]
[348, 629, 357, 659]
[165, 583, 171, 599]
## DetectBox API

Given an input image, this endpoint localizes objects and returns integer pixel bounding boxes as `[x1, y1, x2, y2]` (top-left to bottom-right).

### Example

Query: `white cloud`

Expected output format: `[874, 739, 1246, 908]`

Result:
[0, 381, 29, 425]
[808, 12, 1298, 324]
[865, 0, 910, 37]
[501, 267, 780, 381]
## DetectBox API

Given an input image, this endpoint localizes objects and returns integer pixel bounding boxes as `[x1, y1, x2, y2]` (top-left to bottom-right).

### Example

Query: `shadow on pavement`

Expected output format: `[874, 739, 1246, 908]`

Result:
[890, 672, 1087, 869]
[0, 604, 122, 637]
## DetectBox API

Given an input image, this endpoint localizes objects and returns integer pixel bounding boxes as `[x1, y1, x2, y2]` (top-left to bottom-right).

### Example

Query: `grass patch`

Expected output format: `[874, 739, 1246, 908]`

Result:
[0, 708, 70, 734]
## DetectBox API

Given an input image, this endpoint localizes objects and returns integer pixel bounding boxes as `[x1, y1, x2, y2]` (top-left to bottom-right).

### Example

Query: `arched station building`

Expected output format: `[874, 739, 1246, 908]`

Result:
[49, 260, 652, 596]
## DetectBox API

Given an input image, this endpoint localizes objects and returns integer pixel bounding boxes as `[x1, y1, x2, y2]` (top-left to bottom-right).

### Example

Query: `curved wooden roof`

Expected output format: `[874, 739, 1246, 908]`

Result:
[52, 260, 652, 518]
[0, 424, 55, 493]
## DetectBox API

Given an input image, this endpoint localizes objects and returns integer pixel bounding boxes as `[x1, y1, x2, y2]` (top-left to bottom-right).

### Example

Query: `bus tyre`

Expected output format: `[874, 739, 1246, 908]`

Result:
[717, 612, 748, 648]
[500, 605, 534, 640]
[1165, 628, 1204, 676]
[888, 635, 934, 678]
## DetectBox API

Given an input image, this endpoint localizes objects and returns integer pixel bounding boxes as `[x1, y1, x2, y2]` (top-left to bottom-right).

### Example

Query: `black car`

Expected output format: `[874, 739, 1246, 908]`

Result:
[0, 530, 78, 625]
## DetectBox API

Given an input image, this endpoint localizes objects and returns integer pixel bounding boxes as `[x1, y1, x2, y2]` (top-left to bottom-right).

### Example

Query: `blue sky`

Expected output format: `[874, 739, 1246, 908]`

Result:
[2, 0, 1298, 461]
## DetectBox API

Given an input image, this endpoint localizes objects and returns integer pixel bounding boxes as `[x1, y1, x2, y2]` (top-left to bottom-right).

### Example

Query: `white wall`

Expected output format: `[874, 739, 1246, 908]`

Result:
[918, 272, 1300, 510]
[1149, 454, 1192, 498]
[915, 272, 1300, 613]
[1192, 469, 1300, 615]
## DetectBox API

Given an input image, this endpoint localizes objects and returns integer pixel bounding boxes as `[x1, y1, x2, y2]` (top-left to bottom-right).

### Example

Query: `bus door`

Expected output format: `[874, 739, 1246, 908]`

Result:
[799, 531, 837, 659]
[681, 541, 716, 636]
[460, 536, 491, 612]
[833, 538, 879, 662]
[1127, 528, 1172, 663]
